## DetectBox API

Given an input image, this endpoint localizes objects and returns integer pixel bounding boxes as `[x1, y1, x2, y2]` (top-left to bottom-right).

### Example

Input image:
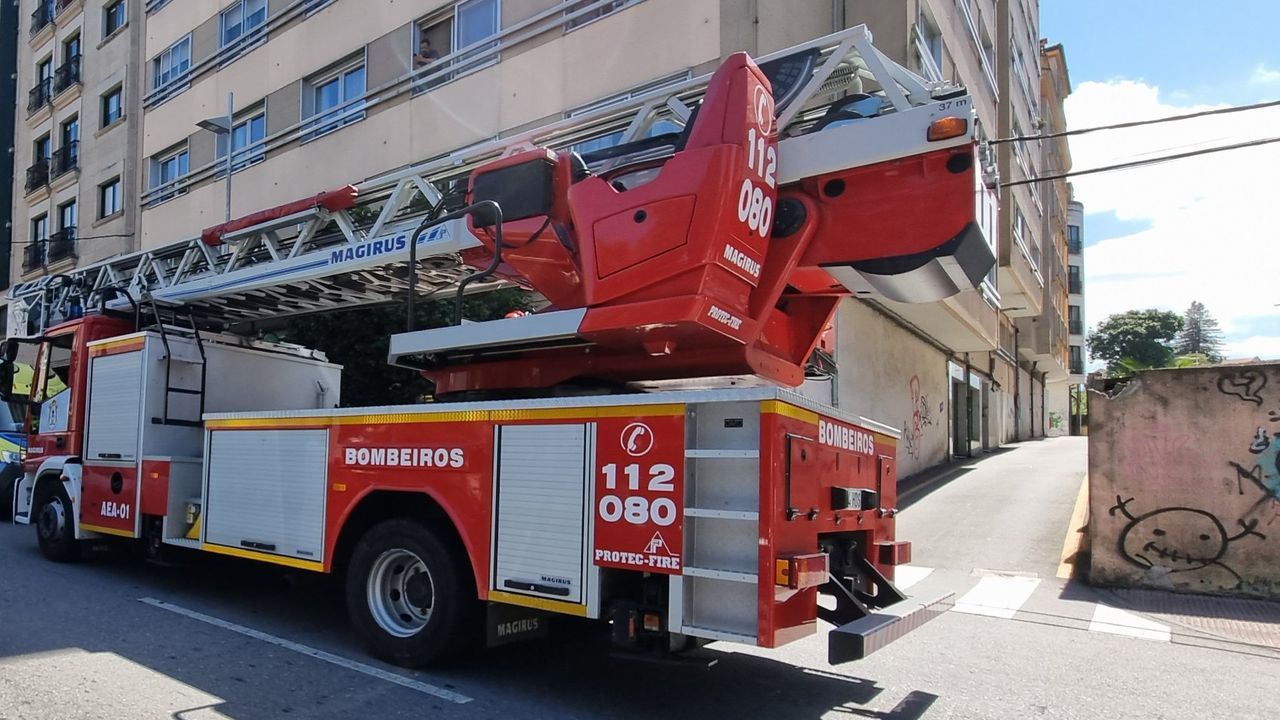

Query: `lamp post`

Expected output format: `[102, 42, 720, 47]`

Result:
[196, 92, 234, 222]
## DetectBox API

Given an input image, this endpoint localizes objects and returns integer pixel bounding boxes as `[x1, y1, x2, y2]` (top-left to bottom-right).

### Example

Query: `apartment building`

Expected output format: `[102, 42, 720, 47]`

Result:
[1028, 41, 1073, 437]
[1, 2, 19, 290]
[5, 0, 1071, 477]
[9, 0, 147, 287]
[1065, 195, 1085, 434]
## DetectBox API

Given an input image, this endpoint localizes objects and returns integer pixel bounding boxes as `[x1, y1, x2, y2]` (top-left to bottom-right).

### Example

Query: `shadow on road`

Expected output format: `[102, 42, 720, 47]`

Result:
[0, 530, 943, 720]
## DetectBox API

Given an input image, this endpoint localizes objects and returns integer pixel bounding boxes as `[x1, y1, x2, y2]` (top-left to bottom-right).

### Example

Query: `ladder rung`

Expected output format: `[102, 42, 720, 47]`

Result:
[167, 388, 203, 395]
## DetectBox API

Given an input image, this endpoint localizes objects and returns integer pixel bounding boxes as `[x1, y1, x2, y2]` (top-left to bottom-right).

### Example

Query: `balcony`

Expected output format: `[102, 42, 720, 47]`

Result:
[47, 228, 77, 264]
[30, 3, 53, 36]
[1067, 238, 1082, 254]
[27, 79, 53, 116]
[51, 141, 79, 178]
[22, 241, 46, 273]
[1070, 360, 1085, 375]
[1069, 320, 1084, 335]
[53, 56, 81, 96]
[25, 159, 50, 193]
[1068, 278, 1083, 294]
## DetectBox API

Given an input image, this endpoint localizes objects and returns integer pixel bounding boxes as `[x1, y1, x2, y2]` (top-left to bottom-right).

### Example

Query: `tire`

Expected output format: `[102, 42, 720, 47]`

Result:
[34, 480, 80, 562]
[345, 518, 477, 667]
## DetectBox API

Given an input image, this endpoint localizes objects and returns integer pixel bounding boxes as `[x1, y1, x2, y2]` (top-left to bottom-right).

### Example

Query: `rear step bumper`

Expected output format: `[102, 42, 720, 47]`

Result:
[828, 592, 955, 664]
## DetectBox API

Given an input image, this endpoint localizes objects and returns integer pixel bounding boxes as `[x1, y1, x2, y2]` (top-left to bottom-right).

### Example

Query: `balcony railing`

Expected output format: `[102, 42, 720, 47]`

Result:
[25, 159, 50, 192]
[1070, 361, 1085, 375]
[54, 56, 81, 95]
[1069, 320, 1084, 335]
[22, 241, 46, 272]
[31, 3, 54, 35]
[47, 228, 77, 264]
[1068, 278, 1083, 294]
[1067, 238, 1082, 254]
[52, 141, 79, 178]
[55, 0, 79, 13]
[27, 79, 53, 115]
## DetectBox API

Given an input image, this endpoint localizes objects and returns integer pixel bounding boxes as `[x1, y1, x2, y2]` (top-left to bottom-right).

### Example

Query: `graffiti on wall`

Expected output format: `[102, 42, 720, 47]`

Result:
[1109, 496, 1266, 589]
[902, 375, 939, 462]
[1099, 366, 1280, 596]
[1217, 369, 1267, 405]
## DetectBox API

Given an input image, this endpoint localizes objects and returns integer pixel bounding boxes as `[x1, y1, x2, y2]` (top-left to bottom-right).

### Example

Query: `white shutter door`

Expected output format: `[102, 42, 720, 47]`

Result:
[494, 424, 588, 604]
[86, 351, 143, 461]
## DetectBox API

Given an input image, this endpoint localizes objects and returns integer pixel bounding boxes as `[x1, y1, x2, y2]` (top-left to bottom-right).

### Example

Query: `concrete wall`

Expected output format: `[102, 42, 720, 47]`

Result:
[1088, 364, 1280, 599]
[1045, 379, 1071, 437]
[835, 299, 949, 477]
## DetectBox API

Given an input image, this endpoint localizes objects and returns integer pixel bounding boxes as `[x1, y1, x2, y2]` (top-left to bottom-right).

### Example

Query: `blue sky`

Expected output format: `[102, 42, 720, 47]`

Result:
[1043, 0, 1278, 107]
[1041, 1, 1280, 360]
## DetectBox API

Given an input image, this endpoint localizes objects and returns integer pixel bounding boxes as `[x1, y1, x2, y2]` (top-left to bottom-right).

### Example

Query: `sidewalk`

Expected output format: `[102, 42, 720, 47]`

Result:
[1098, 586, 1280, 655]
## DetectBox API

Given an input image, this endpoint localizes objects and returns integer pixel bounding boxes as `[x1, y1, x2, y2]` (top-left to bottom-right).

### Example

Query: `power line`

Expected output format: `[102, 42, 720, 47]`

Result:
[999, 135, 1280, 189]
[8, 233, 135, 247]
[990, 98, 1280, 145]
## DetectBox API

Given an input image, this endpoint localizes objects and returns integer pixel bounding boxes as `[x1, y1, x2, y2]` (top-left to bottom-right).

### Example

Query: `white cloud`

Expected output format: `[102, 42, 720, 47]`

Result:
[1224, 336, 1280, 362]
[1065, 80, 1280, 357]
[1251, 64, 1280, 85]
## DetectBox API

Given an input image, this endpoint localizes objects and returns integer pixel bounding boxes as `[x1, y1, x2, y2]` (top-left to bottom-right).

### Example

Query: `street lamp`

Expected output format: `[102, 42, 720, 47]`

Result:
[197, 92, 234, 222]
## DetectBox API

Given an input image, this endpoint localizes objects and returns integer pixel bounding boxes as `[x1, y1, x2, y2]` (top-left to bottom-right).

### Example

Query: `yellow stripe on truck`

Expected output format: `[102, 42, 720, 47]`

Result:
[201, 543, 326, 572]
[206, 404, 686, 429]
[488, 590, 590, 617]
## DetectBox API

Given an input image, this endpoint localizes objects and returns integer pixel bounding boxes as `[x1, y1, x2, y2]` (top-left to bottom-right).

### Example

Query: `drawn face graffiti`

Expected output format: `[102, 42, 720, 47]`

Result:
[1109, 496, 1266, 587]
[1118, 508, 1228, 572]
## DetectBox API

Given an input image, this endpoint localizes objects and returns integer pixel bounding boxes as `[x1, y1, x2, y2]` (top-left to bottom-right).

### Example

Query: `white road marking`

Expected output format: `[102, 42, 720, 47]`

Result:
[952, 575, 1041, 619]
[1088, 604, 1172, 642]
[894, 565, 934, 591]
[138, 597, 473, 704]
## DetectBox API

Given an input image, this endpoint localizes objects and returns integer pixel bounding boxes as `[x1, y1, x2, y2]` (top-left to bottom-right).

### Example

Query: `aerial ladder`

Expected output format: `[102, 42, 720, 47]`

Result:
[3, 26, 996, 666]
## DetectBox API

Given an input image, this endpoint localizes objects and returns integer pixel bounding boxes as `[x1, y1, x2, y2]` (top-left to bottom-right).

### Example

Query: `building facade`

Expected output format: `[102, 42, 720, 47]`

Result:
[1, 0, 20, 290]
[1026, 40, 1072, 437]
[9, 0, 148, 287]
[7, 0, 1072, 477]
[1065, 195, 1085, 434]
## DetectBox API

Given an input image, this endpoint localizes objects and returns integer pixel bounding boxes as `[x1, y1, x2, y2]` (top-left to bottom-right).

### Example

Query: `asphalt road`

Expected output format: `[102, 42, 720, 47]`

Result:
[2, 436, 1276, 719]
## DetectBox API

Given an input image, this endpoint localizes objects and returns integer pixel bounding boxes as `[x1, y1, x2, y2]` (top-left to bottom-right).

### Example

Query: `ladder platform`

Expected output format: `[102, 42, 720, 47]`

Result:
[388, 309, 588, 369]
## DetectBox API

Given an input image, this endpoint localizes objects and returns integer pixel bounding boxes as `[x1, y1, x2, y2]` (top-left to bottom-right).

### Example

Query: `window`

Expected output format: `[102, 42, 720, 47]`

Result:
[99, 177, 122, 218]
[63, 34, 81, 64]
[915, 7, 944, 81]
[58, 200, 77, 232]
[304, 61, 366, 139]
[150, 146, 190, 201]
[563, 0, 635, 31]
[34, 134, 51, 162]
[101, 86, 124, 126]
[60, 116, 79, 147]
[454, 0, 498, 66]
[1067, 224, 1081, 252]
[37, 57, 53, 84]
[31, 215, 49, 243]
[31, 333, 74, 435]
[215, 112, 267, 170]
[152, 35, 191, 89]
[220, 0, 267, 47]
[104, 0, 127, 37]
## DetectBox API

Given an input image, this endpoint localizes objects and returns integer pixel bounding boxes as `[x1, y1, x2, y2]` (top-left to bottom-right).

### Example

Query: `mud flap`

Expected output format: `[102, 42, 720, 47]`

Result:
[486, 602, 551, 648]
[828, 593, 954, 663]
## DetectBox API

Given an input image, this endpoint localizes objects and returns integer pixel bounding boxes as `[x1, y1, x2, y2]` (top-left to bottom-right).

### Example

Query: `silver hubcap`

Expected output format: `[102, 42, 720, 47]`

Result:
[38, 496, 65, 541]
[367, 548, 435, 638]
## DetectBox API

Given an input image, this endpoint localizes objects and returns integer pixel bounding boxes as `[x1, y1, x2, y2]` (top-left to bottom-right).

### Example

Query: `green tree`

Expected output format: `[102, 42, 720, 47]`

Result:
[278, 288, 530, 406]
[1086, 309, 1183, 376]
[1175, 301, 1225, 362]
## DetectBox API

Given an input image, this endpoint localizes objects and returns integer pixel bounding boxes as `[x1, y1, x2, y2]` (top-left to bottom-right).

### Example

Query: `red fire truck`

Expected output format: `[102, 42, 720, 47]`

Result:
[3, 27, 994, 666]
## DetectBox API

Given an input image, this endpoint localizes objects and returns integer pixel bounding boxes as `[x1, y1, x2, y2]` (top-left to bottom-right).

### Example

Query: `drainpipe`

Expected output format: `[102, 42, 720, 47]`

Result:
[1013, 326, 1020, 442]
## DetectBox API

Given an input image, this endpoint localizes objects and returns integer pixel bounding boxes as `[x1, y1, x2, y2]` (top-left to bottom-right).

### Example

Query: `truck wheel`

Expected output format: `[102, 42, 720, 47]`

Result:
[345, 519, 476, 667]
[35, 482, 80, 562]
